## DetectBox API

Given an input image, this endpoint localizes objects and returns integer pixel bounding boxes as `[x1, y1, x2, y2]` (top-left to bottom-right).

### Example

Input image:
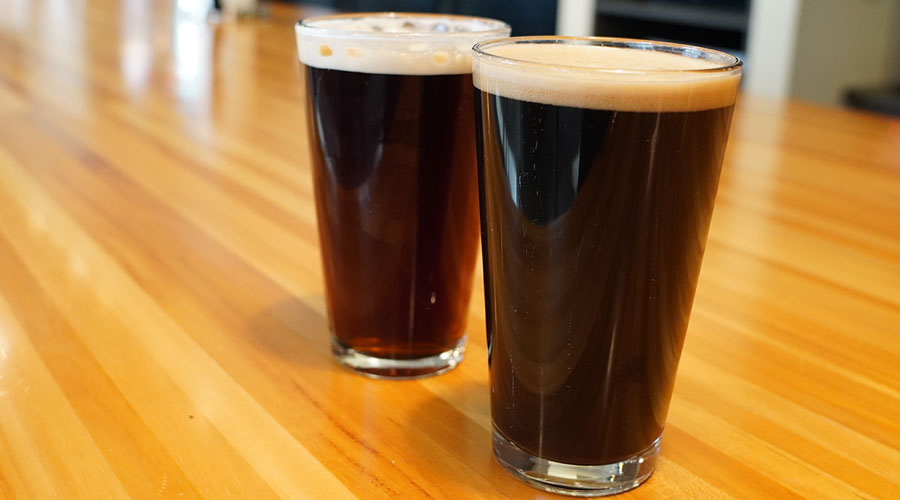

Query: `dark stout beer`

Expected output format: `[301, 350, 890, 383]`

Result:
[474, 39, 741, 492]
[297, 14, 509, 377]
[478, 96, 735, 464]
[305, 68, 479, 360]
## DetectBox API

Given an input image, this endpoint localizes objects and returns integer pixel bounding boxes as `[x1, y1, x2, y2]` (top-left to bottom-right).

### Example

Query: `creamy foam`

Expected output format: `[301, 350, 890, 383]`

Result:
[473, 42, 741, 112]
[296, 14, 510, 76]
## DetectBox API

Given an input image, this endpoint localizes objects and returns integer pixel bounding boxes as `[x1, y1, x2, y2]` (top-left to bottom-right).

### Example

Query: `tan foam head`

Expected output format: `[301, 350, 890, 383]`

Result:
[296, 13, 510, 76]
[473, 41, 742, 112]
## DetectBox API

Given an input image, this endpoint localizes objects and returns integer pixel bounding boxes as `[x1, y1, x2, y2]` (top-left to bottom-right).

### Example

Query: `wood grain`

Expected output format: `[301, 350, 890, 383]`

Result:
[0, 1, 898, 498]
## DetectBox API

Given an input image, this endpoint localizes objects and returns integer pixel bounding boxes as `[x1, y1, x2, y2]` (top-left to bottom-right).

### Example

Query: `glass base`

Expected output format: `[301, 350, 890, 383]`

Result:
[492, 427, 660, 497]
[330, 335, 465, 380]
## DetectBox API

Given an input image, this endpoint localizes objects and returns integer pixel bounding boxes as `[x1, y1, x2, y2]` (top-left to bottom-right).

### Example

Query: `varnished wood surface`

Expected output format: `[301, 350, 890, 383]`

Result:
[1, 1, 898, 498]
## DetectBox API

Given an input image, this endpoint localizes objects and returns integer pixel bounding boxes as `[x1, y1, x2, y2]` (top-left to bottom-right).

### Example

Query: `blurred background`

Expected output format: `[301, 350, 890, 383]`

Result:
[281, 0, 900, 116]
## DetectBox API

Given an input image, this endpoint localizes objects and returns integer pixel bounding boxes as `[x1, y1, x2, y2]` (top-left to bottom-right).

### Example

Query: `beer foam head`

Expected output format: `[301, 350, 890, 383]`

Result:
[296, 13, 510, 75]
[473, 38, 742, 112]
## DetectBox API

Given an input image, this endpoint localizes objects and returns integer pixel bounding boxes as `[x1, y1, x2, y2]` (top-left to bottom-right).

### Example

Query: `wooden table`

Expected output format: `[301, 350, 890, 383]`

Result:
[1, 1, 898, 499]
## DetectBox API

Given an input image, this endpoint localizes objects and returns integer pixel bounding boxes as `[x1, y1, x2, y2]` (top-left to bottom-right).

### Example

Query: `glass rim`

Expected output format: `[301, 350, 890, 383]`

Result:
[296, 12, 511, 39]
[472, 36, 743, 76]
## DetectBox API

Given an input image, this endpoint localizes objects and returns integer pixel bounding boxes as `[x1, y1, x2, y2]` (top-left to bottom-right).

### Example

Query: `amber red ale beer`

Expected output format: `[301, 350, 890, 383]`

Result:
[296, 14, 509, 378]
[473, 38, 742, 495]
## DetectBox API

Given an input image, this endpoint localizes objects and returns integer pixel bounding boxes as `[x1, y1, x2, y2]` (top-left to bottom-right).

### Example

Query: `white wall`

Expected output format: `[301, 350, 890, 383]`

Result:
[744, 0, 803, 99]
[887, 2, 900, 81]
[791, 0, 900, 104]
[745, 0, 900, 104]
[556, 0, 595, 36]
